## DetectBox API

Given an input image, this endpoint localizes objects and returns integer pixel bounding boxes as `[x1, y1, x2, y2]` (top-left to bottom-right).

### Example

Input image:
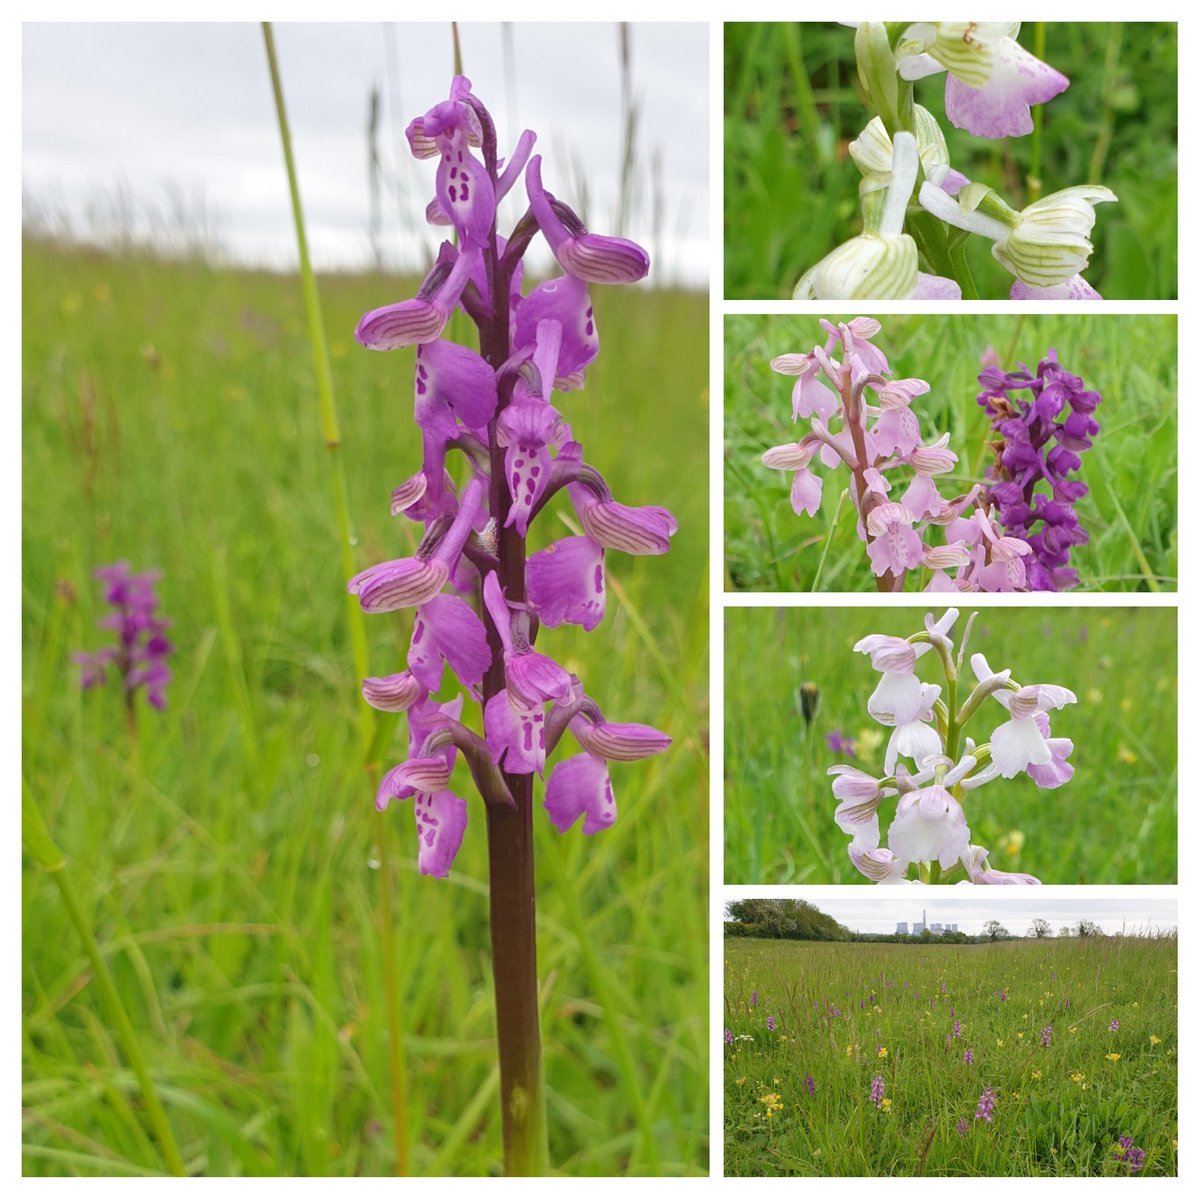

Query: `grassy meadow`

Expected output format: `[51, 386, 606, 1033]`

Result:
[724, 606, 1177, 884]
[724, 935, 1178, 1176]
[21, 238, 709, 1175]
[724, 312, 1178, 593]
[724, 22, 1178, 299]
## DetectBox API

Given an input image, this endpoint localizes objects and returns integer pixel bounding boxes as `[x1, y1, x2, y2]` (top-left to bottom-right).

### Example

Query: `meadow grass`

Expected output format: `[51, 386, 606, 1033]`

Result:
[724, 312, 1178, 593]
[723, 22, 1178, 300]
[21, 238, 709, 1176]
[724, 935, 1178, 1176]
[724, 606, 1177, 884]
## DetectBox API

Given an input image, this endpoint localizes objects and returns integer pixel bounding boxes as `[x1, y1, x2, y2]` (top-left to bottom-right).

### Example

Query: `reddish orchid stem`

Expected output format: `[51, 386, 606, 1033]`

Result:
[840, 367, 902, 592]
[470, 99, 549, 1176]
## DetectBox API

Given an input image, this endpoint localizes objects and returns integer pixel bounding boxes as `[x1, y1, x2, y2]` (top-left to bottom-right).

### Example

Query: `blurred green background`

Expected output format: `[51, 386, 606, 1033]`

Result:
[724, 606, 1177, 884]
[724, 22, 1178, 299]
[724, 312, 1177, 592]
[21, 240, 709, 1175]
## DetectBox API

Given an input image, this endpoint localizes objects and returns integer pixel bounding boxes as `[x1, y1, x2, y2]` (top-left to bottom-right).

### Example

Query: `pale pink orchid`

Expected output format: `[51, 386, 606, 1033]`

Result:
[962, 844, 1041, 885]
[886, 761, 974, 872]
[971, 653, 1077, 778]
[829, 609, 1071, 884]
[866, 502, 924, 577]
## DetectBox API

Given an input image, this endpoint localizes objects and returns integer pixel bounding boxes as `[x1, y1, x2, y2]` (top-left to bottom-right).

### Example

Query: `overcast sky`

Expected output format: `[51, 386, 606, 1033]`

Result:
[729, 896, 1178, 937]
[22, 21, 708, 283]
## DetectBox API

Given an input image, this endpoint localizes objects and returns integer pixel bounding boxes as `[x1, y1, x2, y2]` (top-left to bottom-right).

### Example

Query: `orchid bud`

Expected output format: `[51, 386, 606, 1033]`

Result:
[854, 22, 901, 132]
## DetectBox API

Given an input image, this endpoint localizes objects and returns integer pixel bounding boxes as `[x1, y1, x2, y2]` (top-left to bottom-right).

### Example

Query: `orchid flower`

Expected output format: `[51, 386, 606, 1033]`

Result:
[827, 610, 1078, 883]
[544, 709, 670, 835]
[918, 182, 1117, 291]
[759, 318, 1034, 591]
[795, 133, 962, 300]
[781, 23, 1119, 298]
[971, 653, 1077, 778]
[356, 242, 480, 350]
[347, 76, 674, 1171]
[76, 561, 174, 715]
[375, 695, 468, 878]
[897, 22, 1068, 139]
[526, 155, 649, 284]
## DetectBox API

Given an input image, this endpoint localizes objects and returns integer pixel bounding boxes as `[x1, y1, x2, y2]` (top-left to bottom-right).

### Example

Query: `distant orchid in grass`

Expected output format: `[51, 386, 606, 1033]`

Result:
[349, 76, 671, 1175]
[977, 351, 1101, 590]
[795, 24, 1116, 299]
[829, 607, 1078, 884]
[1113, 1135, 1147, 1174]
[760, 318, 1038, 592]
[75, 562, 173, 720]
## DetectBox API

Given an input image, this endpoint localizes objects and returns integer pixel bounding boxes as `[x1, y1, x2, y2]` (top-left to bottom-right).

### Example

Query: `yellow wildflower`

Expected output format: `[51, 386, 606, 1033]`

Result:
[1105, 1053, 1121, 1063]
[1150, 1035, 1162, 1045]
[856, 728, 884, 755]
[880, 1098, 892, 1112]
[877, 1046, 888, 1059]
[1031, 1070, 1042, 1080]
[1005, 830, 1025, 856]
[1118, 745, 1137, 765]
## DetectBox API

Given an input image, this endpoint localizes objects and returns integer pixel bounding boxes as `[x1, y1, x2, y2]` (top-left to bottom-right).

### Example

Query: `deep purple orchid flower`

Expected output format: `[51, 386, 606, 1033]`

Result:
[977, 350, 1100, 590]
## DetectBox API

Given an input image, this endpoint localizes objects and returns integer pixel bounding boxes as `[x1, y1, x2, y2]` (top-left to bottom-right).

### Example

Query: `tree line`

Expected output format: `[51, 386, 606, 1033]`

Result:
[724, 900, 1109, 944]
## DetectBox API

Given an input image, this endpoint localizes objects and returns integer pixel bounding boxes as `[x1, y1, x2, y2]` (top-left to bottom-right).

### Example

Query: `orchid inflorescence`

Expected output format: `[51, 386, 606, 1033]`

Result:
[795, 23, 1116, 300]
[978, 351, 1101, 591]
[75, 561, 173, 713]
[348, 74, 674, 877]
[829, 607, 1078, 885]
[761, 317, 1042, 592]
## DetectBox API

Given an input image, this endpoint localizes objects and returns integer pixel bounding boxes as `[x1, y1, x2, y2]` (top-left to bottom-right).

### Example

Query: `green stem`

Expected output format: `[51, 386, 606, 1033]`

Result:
[810, 488, 847, 592]
[262, 23, 410, 1176]
[947, 239, 980, 299]
[930, 638, 959, 760]
[1028, 24, 1046, 202]
[906, 210, 958, 284]
[24, 788, 186, 1176]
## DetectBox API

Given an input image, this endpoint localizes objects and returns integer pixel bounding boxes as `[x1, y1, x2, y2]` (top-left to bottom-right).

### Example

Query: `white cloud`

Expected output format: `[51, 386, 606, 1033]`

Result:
[22, 21, 709, 284]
